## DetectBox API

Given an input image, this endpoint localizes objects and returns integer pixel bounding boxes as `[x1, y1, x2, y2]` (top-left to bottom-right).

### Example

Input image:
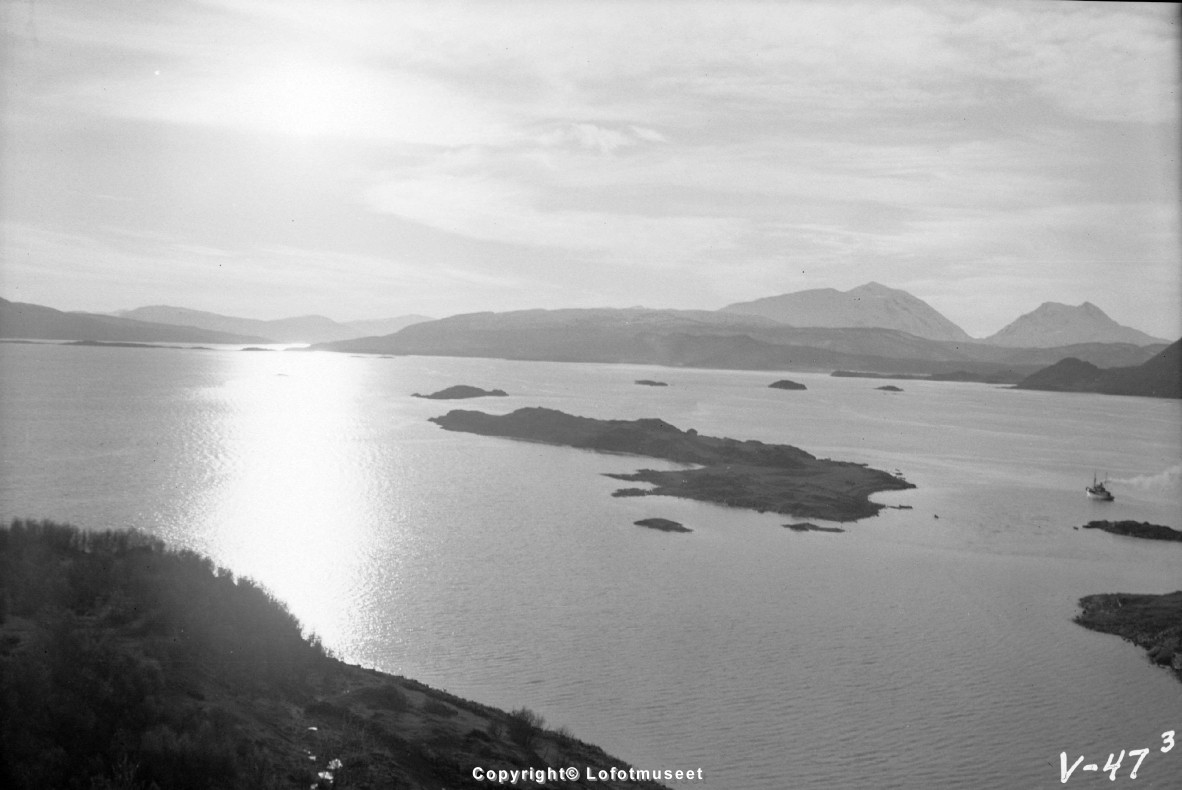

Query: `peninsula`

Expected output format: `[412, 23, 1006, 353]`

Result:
[1075, 591, 1182, 683]
[428, 407, 913, 522]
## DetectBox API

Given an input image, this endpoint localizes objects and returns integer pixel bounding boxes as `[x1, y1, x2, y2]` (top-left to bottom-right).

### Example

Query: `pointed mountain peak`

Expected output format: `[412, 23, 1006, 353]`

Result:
[985, 301, 1165, 347]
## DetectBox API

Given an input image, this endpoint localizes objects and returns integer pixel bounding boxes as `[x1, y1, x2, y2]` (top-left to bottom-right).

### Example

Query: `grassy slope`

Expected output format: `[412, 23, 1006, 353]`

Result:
[0, 520, 670, 790]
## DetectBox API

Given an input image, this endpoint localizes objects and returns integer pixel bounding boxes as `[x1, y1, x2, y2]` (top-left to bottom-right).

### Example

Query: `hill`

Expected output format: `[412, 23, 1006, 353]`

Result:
[0, 298, 266, 344]
[1015, 339, 1181, 398]
[0, 519, 669, 790]
[983, 302, 1166, 347]
[719, 282, 972, 342]
[315, 306, 1161, 381]
[117, 306, 430, 344]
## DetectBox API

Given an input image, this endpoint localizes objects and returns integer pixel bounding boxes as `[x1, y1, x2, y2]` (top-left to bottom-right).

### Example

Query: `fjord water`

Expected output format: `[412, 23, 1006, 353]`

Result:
[2, 342, 1179, 789]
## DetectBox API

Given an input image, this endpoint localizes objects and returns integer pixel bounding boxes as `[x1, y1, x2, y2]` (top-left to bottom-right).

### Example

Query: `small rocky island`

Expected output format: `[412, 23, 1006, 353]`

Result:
[876, 385, 903, 392]
[1082, 520, 1182, 542]
[769, 379, 806, 390]
[429, 407, 914, 522]
[784, 522, 845, 533]
[412, 385, 508, 400]
[1075, 591, 1182, 682]
[634, 518, 691, 533]
[635, 379, 668, 387]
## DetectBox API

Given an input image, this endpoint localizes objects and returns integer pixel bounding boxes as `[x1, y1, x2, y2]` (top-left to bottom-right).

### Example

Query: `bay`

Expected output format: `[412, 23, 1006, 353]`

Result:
[1, 341, 1179, 789]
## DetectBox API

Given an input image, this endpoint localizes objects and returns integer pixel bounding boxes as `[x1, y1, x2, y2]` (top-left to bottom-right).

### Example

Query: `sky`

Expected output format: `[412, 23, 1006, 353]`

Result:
[1, 0, 1179, 339]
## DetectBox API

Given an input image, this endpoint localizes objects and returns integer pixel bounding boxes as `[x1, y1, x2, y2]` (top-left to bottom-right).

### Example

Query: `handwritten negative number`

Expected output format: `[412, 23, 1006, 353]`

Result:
[1059, 731, 1175, 783]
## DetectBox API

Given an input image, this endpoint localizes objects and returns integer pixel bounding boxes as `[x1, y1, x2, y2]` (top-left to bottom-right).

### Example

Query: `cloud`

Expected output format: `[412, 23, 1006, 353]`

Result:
[532, 122, 667, 154]
[365, 172, 748, 265]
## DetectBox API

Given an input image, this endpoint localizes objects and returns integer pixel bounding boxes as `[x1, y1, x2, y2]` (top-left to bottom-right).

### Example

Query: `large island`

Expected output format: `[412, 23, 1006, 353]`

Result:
[429, 407, 913, 522]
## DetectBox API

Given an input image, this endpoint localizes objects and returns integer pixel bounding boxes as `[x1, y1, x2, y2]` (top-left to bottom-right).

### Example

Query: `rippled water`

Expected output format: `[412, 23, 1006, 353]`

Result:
[2, 342, 1180, 789]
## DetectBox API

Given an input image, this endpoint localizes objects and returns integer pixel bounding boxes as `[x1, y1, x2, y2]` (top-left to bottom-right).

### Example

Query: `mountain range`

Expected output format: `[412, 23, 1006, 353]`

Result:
[0, 298, 268, 344]
[4, 287, 1176, 396]
[114, 306, 431, 344]
[314, 306, 1168, 384]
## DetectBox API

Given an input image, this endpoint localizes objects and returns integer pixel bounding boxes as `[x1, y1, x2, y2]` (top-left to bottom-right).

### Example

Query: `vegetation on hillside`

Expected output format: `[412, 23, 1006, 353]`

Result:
[0, 520, 669, 790]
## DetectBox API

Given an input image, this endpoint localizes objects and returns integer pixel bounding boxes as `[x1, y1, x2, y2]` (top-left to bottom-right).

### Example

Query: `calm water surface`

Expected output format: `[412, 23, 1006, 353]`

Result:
[2, 342, 1180, 789]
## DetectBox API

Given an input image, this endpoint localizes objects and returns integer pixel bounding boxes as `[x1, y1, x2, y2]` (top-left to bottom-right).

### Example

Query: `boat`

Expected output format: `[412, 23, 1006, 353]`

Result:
[1086, 473, 1114, 501]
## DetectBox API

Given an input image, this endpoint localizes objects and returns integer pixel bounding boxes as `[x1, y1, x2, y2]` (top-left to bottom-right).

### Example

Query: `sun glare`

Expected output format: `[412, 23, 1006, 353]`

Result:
[236, 60, 367, 138]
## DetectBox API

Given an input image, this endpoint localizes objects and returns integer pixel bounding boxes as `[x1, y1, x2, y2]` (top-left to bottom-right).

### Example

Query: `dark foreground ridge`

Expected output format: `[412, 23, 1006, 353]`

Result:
[1082, 520, 1182, 542]
[0, 520, 670, 790]
[1075, 591, 1182, 683]
[429, 407, 913, 522]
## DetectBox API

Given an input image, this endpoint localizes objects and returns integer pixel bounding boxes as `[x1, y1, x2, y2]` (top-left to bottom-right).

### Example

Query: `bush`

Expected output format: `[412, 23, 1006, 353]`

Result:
[506, 707, 545, 749]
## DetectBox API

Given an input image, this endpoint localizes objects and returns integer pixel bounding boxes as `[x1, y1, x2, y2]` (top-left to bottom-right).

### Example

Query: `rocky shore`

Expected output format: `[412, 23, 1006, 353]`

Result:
[429, 407, 913, 522]
[1074, 591, 1182, 683]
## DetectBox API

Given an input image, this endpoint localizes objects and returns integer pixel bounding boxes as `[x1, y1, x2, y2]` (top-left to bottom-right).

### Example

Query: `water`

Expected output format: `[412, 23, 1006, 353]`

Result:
[2, 341, 1180, 789]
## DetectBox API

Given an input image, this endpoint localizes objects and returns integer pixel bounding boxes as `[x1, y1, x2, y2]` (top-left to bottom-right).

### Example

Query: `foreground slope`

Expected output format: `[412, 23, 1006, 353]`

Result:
[0, 520, 669, 790]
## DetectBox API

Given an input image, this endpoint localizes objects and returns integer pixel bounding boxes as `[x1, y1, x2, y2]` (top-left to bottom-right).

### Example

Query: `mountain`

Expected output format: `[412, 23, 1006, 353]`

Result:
[116, 306, 431, 344]
[314, 306, 1163, 380]
[719, 282, 973, 342]
[0, 298, 266, 343]
[984, 302, 1166, 347]
[344, 315, 432, 337]
[1015, 339, 1181, 399]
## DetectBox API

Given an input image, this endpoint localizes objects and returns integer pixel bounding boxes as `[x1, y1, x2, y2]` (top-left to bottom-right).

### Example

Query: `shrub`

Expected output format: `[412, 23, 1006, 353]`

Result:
[506, 707, 545, 749]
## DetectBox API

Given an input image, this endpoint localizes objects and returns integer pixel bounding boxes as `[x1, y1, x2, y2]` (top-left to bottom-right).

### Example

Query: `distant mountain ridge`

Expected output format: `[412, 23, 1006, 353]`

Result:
[117, 306, 431, 344]
[315, 306, 1167, 382]
[0, 298, 266, 344]
[719, 282, 973, 342]
[983, 302, 1167, 348]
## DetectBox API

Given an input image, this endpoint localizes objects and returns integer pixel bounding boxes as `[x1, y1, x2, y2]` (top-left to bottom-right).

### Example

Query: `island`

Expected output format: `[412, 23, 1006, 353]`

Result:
[769, 379, 806, 390]
[634, 518, 691, 533]
[1075, 591, 1182, 683]
[876, 385, 903, 392]
[428, 407, 914, 522]
[412, 385, 508, 400]
[784, 522, 845, 533]
[1081, 520, 1182, 542]
[635, 379, 668, 387]
[0, 519, 671, 790]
